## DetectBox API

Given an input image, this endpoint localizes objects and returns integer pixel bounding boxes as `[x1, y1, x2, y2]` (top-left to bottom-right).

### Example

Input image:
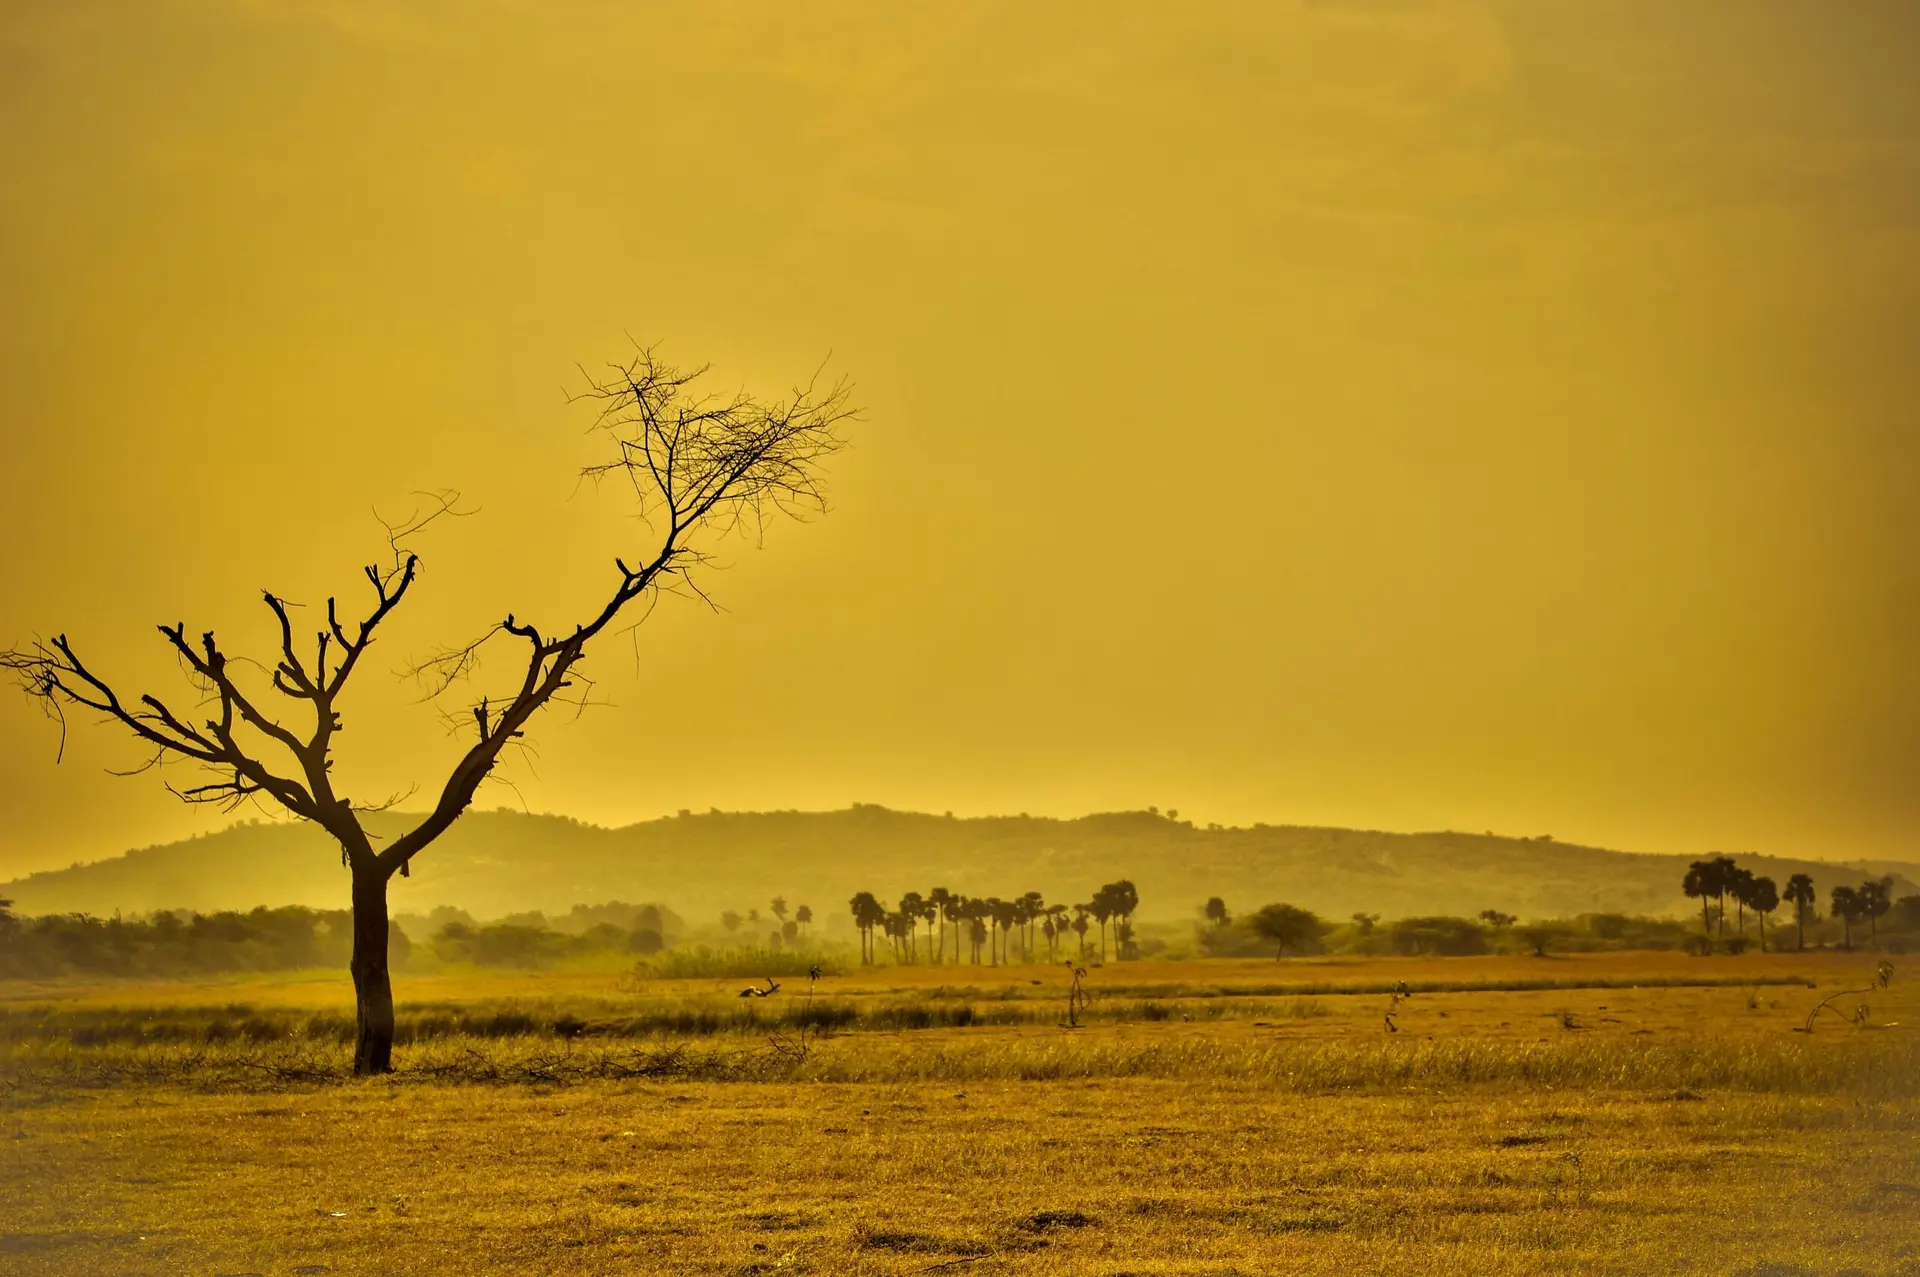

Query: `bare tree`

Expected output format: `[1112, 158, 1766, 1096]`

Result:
[2, 348, 851, 1075]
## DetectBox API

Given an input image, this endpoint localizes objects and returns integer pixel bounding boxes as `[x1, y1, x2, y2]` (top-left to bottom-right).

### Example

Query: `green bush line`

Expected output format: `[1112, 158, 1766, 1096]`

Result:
[1092, 975, 1819, 998]
[0, 994, 1334, 1047]
[5, 1034, 1913, 1098]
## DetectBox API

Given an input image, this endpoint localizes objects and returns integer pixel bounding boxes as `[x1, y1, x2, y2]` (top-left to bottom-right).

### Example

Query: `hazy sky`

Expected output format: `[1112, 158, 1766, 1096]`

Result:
[1, 0, 1916, 877]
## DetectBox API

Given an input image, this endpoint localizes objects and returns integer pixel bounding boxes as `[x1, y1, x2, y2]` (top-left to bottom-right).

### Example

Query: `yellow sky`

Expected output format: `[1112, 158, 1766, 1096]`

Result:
[1, 0, 1916, 877]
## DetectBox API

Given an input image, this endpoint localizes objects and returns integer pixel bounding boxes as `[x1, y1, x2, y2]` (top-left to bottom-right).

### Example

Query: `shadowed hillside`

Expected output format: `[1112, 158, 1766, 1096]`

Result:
[4, 806, 1914, 928]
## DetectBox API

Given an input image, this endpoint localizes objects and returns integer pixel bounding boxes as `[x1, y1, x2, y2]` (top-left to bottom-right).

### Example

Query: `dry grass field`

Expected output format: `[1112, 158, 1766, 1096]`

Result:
[3, 952, 1917, 1275]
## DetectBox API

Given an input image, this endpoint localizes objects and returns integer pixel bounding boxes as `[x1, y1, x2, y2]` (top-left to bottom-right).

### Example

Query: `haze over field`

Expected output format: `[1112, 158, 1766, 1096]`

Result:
[3, 1, 1918, 880]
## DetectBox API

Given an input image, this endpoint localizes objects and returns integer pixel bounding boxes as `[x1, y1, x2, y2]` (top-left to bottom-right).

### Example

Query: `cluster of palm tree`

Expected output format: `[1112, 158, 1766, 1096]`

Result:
[847, 881, 1139, 966]
[1682, 855, 1788, 949]
[719, 898, 815, 950]
[1829, 877, 1897, 951]
[1684, 856, 1896, 951]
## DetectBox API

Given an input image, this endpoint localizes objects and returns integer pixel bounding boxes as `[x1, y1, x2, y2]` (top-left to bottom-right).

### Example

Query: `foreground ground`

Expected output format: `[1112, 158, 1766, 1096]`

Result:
[2, 953, 1916, 1274]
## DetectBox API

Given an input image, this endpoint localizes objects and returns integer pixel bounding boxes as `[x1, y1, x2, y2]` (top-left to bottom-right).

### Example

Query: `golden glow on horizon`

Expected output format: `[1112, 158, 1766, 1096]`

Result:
[1, 1, 1916, 875]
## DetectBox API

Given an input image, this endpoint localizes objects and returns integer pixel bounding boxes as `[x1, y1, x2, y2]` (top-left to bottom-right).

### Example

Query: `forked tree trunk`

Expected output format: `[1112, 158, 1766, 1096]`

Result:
[351, 865, 396, 1076]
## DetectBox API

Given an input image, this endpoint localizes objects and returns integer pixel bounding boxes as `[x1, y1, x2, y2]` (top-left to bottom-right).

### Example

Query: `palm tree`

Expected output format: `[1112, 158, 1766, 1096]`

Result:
[991, 898, 1018, 964]
[1749, 876, 1778, 953]
[1019, 891, 1046, 962]
[968, 898, 991, 963]
[1108, 880, 1140, 950]
[1726, 866, 1755, 936]
[1860, 876, 1894, 947]
[794, 903, 813, 937]
[1830, 885, 1862, 951]
[898, 892, 927, 963]
[771, 896, 789, 927]
[848, 892, 885, 964]
[1683, 858, 1725, 936]
[1071, 908, 1090, 958]
[1041, 915, 1057, 959]
[1710, 855, 1739, 935]
[943, 892, 967, 964]
[1783, 874, 1816, 951]
[1204, 897, 1231, 930]
[928, 887, 953, 963]
[1047, 903, 1069, 957]
[1088, 890, 1115, 962]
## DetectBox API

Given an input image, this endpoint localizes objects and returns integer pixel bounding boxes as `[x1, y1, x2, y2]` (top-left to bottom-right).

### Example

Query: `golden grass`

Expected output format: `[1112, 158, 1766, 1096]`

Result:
[3, 952, 1916, 1274]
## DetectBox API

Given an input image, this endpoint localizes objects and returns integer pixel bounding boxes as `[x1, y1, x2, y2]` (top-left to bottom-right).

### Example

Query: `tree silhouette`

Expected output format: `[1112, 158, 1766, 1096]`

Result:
[1683, 858, 1728, 936]
[1248, 903, 1322, 960]
[0, 351, 848, 1074]
[1860, 877, 1893, 946]
[1088, 891, 1114, 962]
[1749, 875, 1778, 953]
[848, 891, 884, 964]
[720, 909, 744, 935]
[1830, 885, 1862, 951]
[990, 898, 1018, 965]
[1726, 865, 1756, 937]
[1019, 891, 1046, 962]
[943, 892, 968, 964]
[1071, 906, 1090, 958]
[1047, 902, 1070, 955]
[1783, 873, 1816, 951]
[771, 897, 789, 926]
[794, 904, 813, 936]
[1478, 910, 1516, 930]
[968, 912, 988, 964]
[1204, 897, 1231, 930]
[928, 887, 953, 964]
[1108, 880, 1140, 948]
[1351, 911, 1379, 936]
[898, 892, 927, 963]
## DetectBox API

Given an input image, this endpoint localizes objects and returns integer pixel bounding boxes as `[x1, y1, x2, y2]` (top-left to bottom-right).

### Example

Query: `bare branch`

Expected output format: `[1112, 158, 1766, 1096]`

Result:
[382, 348, 851, 876]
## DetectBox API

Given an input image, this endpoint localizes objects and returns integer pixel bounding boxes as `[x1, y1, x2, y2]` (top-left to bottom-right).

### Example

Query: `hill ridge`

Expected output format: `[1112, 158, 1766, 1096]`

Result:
[4, 806, 1914, 926]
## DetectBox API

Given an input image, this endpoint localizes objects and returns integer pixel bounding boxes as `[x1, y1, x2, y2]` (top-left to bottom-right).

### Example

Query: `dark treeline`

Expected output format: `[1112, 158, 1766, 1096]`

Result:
[0, 900, 385, 979]
[1681, 856, 1916, 952]
[846, 881, 1140, 964]
[1203, 867, 1920, 962]
[1196, 903, 1708, 960]
[0, 897, 682, 979]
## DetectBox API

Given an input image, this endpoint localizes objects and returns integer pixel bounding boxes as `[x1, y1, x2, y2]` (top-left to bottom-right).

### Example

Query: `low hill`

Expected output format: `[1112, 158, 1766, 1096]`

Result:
[4, 807, 1914, 930]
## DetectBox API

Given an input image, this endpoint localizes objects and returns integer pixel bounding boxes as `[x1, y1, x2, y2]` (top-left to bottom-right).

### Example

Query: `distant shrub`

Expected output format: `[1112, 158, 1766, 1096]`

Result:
[1386, 916, 1489, 957]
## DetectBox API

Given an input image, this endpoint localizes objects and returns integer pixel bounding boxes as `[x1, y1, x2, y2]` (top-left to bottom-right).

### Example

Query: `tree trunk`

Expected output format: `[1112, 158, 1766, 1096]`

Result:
[351, 865, 396, 1076]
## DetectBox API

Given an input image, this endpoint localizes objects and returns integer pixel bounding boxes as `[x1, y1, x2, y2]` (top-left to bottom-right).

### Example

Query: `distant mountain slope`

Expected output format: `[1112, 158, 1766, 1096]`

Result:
[4, 807, 1914, 927]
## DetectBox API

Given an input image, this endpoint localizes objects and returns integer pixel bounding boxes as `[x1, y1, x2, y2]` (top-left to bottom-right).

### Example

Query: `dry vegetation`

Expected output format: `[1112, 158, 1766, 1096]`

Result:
[3, 952, 1917, 1274]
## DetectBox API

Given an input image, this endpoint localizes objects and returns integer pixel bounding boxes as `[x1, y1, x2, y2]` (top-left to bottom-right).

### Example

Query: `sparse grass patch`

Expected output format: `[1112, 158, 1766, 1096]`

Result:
[2, 951, 1914, 1274]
